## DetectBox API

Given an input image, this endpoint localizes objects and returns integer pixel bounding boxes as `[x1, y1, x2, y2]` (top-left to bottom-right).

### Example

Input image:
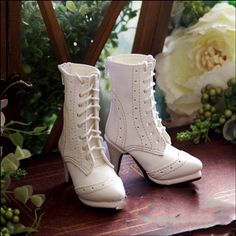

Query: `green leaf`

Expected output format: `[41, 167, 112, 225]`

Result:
[6, 120, 31, 127]
[1, 175, 11, 191]
[79, 5, 88, 15]
[30, 194, 46, 208]
[22, 63, 32, 74]
[66, 1, 77, 12]
[9, 132, 24, 147]
[13, 185, 33, 204]
[22, 149, 31, 158]
[33, 126, 46, 133]
[15, 146, 31, 160]
[1, 153, 20, 172]
[223, 118, 236, 141]
[7, 223, 37, 235]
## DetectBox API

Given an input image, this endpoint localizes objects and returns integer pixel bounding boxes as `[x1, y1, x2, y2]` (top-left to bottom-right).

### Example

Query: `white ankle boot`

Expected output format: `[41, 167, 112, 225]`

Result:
[58, 63, 126, 208]
[105, 54, 203, 185]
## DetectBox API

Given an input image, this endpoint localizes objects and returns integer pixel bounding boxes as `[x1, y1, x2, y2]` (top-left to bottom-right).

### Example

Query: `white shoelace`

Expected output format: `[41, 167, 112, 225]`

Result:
[76, 75, 105, 161]
[142, 63, 166, 136]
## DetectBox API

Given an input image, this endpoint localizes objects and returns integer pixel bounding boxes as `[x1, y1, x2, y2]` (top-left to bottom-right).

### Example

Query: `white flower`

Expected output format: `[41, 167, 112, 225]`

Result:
[156, 3, 235, 115]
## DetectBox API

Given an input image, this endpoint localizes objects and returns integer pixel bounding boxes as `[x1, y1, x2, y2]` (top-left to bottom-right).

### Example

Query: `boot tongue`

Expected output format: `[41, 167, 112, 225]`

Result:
[138, 55, 155, 64]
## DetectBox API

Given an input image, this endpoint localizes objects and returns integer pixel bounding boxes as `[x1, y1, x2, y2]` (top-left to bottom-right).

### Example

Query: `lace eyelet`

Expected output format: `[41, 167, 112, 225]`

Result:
[79, 93, 82, 97]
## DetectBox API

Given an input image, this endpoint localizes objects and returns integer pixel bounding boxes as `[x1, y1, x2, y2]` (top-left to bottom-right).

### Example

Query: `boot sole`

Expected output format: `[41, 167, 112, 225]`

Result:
[106, 139, 202, 186]
[79, 197, 126, 210]
[132, 157, 201, 185]
[63, 160, 126, 209]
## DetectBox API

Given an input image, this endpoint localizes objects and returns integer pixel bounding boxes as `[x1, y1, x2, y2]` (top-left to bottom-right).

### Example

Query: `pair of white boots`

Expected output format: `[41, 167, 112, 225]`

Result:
[58, 54, 203, 209]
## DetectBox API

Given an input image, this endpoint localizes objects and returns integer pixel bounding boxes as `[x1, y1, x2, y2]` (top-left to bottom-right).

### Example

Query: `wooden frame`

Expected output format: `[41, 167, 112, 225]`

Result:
[132, 1, 173, 56]
[37, 1, 71, 63]
[0, 0, 22, 81]
[0, 1, 22, 121]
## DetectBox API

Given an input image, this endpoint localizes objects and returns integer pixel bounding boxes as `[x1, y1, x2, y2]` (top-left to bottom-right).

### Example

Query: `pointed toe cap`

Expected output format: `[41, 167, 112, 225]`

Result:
[77, 176, 126, 208]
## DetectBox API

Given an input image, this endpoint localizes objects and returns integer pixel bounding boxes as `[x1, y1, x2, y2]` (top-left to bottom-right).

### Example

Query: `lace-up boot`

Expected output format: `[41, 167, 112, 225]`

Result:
[105, 54, 203, 185]
[58, 63, 126, 208]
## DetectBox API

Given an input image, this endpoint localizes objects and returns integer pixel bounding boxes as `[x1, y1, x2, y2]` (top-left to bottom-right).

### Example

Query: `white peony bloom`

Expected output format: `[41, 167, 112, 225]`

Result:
[156, 2, 235, 115]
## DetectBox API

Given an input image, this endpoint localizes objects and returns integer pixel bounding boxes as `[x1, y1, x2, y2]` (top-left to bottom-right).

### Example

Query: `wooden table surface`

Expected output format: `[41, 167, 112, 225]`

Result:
[12, 130, 236, 235]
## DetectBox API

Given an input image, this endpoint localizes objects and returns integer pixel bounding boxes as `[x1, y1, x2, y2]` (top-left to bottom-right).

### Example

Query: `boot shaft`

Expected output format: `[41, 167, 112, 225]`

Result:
[105, 54, 169, 153]
[58, 63, 104, 174]
[105, 54, 155, 104]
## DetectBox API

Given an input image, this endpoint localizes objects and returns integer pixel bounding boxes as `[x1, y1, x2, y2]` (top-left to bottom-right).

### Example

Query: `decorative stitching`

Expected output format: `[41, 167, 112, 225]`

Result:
[111, 92, 127, 148]
[139, 68, 152, 148]
[147, 153, 187, 178]
[75, 177, 117, 195]
[132, 68, 144, 146]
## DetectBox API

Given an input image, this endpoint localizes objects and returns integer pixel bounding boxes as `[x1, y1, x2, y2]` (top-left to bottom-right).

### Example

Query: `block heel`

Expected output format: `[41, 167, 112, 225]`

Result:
[63, 162, 72, 183]
[107, 142, 124, 174]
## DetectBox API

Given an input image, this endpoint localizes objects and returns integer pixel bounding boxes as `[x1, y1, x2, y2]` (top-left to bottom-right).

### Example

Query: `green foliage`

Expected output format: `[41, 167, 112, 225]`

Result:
[1, 146, 45, 235]
[227, 0, 236, 6]
[177, 78, 236, 144]
[0, 168, 27, 180]
[1, 99, 46, 234]
[181, 1, 212, 27]
[21, 1, 137, 153]
[55, 1, 110, 62]
[171, 1, 235, 28]
[176, 119, 213, 144]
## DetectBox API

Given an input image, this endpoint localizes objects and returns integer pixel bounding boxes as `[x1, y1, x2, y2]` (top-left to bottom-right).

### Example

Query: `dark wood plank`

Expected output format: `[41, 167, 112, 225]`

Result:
[7, 1, 21, 78]
[43, 1, 125, 153]
[37, 1, 70, 63]
[132, 1, 173, 56]
[83, 0, 126, 65]
[3, 1, 22, 122]
[0, 1, 7, 80]
[151, 1, 173, 55]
